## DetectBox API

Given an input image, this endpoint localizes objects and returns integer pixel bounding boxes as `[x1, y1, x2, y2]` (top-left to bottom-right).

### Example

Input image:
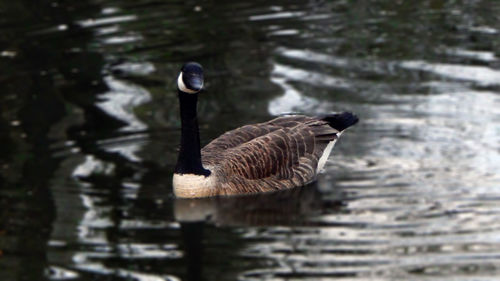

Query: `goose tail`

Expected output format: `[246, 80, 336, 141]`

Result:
[322, 112, 359, 131]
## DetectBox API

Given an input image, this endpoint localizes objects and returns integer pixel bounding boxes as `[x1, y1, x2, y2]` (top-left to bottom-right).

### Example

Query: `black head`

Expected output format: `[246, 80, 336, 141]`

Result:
[177, 62, 204, 94]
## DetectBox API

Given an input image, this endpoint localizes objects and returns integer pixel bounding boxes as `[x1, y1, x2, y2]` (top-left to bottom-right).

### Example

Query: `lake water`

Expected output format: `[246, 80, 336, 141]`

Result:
[1, 0, 500, 280]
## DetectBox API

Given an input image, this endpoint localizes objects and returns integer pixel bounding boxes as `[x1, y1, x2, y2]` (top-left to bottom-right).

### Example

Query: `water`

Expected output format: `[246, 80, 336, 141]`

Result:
[1, 0, 500, 280]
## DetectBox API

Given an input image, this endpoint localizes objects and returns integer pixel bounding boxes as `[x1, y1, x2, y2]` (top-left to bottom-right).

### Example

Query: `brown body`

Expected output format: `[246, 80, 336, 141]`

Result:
[173, 115, 340, 197]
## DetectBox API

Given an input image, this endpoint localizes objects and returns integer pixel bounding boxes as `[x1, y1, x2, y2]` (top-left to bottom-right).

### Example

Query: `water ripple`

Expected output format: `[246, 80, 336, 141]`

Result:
[2, 1, 499, 281]
[400, 61, 500, 86]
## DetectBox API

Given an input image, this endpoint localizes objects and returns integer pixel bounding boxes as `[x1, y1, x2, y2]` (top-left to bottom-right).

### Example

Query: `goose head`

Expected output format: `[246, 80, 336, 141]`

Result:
[177, 62, 204, 94]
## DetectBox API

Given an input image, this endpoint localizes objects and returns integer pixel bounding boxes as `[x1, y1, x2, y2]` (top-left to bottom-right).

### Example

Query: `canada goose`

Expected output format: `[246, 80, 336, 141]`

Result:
[173, 62, 358, 198]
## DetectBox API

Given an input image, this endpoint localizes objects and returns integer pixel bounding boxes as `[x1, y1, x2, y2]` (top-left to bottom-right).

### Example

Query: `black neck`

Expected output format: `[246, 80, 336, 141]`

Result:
[175, 90, 211, 176]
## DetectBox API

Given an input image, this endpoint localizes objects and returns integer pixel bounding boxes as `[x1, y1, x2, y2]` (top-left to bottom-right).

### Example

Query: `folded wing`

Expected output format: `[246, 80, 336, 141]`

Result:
[202, 116, 340, 194]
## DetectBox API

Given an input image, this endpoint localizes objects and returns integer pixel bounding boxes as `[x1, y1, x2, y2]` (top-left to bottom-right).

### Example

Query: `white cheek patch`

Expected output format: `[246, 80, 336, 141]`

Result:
[177, 72, 199, 94]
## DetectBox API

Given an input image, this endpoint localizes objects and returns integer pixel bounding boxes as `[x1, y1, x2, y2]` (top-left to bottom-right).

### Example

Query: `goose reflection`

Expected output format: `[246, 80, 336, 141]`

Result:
[174, 183, 345, 226]
[175, 184, 347, 281]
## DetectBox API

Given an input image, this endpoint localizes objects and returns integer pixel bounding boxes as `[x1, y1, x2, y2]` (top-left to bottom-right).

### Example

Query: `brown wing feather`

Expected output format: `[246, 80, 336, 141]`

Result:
[202, 115, 318, 151]
[201, 115, 340, 196]
[203, 124, 275, 151]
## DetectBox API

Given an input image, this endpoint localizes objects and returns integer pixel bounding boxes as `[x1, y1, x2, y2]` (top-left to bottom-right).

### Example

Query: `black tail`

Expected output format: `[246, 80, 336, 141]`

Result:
[322, 112, 359, 131]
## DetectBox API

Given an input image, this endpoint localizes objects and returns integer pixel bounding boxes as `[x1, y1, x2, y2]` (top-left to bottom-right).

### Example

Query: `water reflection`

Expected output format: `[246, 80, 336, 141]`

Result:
[268, 63, 352, 115]
[401, 60, 500, 86]
[1, 0, 500, 280]
[97, 76, 151, 133]
[174, 185, 338, 225]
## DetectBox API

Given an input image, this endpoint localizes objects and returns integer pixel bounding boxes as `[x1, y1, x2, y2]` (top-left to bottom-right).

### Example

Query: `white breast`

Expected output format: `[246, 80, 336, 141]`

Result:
[173, 173, 216, 198]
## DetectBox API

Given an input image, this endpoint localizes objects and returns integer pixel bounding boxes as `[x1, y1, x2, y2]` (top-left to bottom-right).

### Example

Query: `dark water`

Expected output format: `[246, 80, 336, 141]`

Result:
[1, 0, 500, 280]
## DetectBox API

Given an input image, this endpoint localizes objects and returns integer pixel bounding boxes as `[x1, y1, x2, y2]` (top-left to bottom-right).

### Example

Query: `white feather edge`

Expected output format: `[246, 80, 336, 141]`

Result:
[177, 72, 200, 94]
[316, 132, 342, 173]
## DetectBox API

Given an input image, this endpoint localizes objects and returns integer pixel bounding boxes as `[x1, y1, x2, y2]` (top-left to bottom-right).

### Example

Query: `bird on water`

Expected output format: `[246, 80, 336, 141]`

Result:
[173, 62, 358, 198]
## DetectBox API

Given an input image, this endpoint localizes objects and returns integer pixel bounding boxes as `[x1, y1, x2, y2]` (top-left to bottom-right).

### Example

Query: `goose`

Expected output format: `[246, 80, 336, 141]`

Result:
[173, 62, 358, 198]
